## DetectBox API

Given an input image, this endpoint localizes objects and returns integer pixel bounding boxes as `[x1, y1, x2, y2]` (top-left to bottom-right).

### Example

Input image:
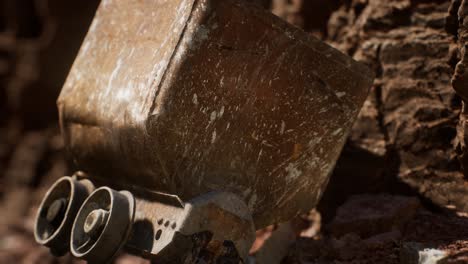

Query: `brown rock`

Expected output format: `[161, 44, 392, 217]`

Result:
[324, 0, 468, 214]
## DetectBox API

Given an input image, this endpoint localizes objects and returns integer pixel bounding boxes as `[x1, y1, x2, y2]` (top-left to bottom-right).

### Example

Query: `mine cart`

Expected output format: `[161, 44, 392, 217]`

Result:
[34, 0, 373, 263]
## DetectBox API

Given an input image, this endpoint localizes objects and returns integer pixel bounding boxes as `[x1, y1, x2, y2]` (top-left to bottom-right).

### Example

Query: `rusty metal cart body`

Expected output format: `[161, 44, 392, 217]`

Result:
[34, 0, 373, 262]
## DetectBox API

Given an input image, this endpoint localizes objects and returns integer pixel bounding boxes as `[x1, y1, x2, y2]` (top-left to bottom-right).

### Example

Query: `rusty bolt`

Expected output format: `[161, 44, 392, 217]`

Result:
[83, 209, 109, 239]
[46, 198, 67, 224]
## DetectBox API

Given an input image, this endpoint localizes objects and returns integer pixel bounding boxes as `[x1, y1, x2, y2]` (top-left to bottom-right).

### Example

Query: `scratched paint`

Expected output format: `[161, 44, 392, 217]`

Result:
[58, 0, 374, 228]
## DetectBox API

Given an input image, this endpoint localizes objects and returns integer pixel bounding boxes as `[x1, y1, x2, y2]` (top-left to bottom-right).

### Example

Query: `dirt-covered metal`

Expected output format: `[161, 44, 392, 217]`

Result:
[34, 0, 374, 262]
[58, 0, 373, 229]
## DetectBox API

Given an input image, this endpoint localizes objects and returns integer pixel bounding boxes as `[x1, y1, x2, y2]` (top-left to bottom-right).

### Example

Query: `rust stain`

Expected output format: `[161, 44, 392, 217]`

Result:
[58, 0, 374, 228]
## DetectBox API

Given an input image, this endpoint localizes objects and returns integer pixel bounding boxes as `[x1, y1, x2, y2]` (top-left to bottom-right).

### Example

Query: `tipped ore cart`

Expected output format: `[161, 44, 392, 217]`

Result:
[34, 0, 374, 263]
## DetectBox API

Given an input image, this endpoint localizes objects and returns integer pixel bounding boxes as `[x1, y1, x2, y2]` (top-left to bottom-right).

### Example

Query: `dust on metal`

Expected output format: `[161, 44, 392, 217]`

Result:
[35, 0, 374, 262]
[58, 0, 373, 228]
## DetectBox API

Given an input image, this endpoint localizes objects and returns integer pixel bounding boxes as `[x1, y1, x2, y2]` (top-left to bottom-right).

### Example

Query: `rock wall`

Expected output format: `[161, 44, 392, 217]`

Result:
[320, 0, 468, 218]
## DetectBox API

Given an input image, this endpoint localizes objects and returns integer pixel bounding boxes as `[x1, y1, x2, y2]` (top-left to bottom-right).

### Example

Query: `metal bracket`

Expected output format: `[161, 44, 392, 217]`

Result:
[125, 191, 256, 263]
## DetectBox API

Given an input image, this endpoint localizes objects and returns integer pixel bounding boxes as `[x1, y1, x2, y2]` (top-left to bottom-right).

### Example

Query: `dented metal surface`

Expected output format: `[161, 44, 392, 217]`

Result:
[58, 0, 373, 228]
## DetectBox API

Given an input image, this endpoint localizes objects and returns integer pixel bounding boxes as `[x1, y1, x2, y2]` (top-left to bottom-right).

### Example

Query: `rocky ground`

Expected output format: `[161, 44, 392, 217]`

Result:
[0, 0, 467, 263]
